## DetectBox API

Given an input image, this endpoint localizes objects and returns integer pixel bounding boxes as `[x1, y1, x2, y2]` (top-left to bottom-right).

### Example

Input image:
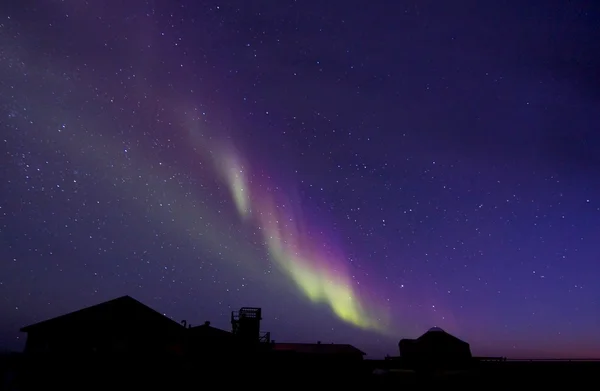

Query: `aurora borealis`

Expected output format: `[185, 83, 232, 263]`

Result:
[1, 1, 599, 358]
[212, 140, 390, 332]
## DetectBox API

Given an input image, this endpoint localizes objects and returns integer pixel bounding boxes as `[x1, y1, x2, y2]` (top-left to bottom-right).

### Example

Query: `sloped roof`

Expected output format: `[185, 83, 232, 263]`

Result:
[427, 326, 445, 332]
[189, 323, 233, 338]
[417, 327, 469, 345]
[20, 295, 183, 332]
[273, 343, 366, 355]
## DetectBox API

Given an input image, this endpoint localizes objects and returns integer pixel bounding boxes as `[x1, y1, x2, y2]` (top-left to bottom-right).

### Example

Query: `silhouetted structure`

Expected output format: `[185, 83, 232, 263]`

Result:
[399, 327, 472, 370]
[187, 320, 237, 358]
[15, 296, 600, 388]
[231, 307, 271, 345]
[20, 296, 185, 356]
[17, 296, 375, 388]
[272, 342, 366, 362]
[267, 342, 367, 378]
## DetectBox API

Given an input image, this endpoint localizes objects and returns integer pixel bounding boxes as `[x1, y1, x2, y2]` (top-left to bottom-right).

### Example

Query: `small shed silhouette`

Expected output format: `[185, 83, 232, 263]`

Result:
[272, 342, 366, 361]
[269, 342, 366, 376]
[20, 295, 185, 356]
[186, 321, 237, 358]
[399, 327, 472, 369]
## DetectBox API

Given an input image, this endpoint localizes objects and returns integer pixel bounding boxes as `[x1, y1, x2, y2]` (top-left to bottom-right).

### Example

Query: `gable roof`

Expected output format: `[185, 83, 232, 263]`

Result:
[20, 295, 183, 332]
[273, 343, 366, 356]
[189, 322, 233, 338]
[427, 326, 445, 332]
[417, 327, 469, 345]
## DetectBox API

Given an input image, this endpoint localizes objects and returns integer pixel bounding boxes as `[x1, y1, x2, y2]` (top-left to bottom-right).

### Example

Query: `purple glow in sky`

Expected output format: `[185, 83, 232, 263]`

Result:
[1, 0, 599, 358]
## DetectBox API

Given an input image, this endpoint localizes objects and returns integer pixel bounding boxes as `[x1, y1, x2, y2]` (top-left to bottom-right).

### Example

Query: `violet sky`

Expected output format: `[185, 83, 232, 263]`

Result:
[1, 0, 599, 358]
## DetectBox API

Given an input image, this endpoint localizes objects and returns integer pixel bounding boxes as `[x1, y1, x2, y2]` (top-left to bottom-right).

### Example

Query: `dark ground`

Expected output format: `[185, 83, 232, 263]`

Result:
[2, 353, 599, 389]
[368, 360, 600, 387]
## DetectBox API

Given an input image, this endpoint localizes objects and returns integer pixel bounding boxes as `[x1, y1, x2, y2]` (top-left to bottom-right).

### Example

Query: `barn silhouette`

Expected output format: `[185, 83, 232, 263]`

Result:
[399, 327, 472, 369]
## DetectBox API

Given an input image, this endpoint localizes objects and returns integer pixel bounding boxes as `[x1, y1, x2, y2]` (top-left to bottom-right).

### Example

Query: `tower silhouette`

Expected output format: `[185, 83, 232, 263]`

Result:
[231, 307, 263, 344]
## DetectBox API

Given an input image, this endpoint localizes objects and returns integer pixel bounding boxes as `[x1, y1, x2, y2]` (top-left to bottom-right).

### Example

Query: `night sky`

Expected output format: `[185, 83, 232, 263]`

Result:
[1, 0, 599, 359]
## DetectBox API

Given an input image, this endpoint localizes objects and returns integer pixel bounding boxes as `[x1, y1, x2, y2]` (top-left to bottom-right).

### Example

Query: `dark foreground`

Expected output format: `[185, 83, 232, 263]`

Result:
[369, 360, 600, 387]
[2, 353, 599, 389]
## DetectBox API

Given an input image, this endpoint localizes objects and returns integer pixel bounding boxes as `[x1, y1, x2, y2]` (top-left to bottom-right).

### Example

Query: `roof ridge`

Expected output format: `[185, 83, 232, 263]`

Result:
[20, 295, 181, 332]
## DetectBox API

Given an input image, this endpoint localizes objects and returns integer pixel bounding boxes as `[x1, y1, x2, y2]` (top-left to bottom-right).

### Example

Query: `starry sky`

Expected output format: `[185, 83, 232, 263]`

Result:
[1, 0, 599, 359]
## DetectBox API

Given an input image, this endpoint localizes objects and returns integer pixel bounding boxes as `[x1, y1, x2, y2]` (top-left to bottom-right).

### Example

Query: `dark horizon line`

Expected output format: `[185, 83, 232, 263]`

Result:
[504, 358, 600, 362]
[1, 347, 599, 362]
[369, 355, 600, 362]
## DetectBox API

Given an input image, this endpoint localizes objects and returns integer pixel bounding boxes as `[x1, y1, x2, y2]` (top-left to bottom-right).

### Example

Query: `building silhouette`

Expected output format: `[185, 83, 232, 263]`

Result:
[19, 295, 365, 362]
[186, 320, 237, 358]
[11, 299, 600, 387]
[399, 327, 472, 369]
[231, 307, 271, 345]
[20, 295, 185, 356]
[272, 341, 366, 362]
[16, 294, 370, 388]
